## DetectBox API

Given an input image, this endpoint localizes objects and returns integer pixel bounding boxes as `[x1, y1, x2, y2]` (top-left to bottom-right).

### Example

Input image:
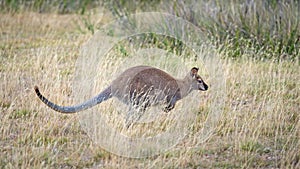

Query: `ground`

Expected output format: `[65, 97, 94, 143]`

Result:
[0, 12, 299, 168]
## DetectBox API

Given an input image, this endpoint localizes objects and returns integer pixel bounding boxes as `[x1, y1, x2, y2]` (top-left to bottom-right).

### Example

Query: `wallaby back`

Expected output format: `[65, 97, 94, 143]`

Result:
[111, 66, 180, 106]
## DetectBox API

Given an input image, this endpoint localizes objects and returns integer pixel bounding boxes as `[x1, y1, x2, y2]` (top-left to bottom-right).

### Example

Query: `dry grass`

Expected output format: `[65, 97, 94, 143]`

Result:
[0, 12, 299, 168]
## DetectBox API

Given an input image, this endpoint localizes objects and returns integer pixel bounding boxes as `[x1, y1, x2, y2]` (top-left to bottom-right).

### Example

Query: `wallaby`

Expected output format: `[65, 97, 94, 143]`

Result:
[35, 65, 208, 127]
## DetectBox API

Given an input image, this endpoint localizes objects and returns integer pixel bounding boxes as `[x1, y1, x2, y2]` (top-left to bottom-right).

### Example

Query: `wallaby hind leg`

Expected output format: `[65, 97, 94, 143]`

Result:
[125, 106, 145, 128]
[163, 94, 178, 112]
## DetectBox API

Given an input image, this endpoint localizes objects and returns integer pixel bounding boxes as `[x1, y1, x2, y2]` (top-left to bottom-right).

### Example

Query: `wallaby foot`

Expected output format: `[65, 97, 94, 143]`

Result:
[163, 104, 174, 113]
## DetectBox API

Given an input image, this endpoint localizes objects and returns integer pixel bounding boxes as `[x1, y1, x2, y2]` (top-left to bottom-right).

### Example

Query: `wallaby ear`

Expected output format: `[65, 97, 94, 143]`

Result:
[190, 67, 199, 77]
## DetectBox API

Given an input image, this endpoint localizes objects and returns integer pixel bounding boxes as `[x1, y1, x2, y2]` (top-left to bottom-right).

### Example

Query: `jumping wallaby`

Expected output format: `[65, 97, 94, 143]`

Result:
[35, 65, 208, 126]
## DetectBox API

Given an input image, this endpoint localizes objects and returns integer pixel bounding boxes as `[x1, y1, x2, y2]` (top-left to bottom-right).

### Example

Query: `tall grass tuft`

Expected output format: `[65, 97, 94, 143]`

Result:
[104, 0, 299, 61]
[0, 0, 101, 14]
[163, 0, 300, 60]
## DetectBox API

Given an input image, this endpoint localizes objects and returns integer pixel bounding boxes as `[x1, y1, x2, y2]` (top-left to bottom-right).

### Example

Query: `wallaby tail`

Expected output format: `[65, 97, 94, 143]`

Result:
[34, 86, 112, 113]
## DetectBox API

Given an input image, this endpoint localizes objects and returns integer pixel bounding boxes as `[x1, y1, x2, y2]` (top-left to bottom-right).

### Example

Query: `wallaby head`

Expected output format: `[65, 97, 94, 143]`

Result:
[189, 67, 209, 91]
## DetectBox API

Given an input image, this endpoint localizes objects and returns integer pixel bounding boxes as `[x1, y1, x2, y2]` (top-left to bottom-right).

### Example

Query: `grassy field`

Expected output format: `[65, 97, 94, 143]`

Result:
[0, 5, 299, 169]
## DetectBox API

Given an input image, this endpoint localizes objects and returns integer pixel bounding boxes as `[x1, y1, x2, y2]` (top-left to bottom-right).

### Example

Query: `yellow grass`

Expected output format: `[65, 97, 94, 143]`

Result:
[0, 12, 299, 168]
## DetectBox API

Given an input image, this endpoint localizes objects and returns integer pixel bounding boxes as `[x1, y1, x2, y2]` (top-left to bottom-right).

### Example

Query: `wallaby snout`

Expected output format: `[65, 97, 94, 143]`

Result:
[198, 80, 209, 91]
